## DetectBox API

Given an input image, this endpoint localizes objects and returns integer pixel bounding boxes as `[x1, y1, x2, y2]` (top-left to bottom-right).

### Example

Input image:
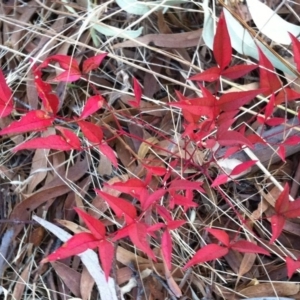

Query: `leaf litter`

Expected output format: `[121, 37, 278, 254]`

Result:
[2, 1, 300, 299]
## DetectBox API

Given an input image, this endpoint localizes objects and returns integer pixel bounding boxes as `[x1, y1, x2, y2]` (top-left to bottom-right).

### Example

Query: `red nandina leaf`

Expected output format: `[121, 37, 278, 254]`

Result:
[217, 130, 253, 148]
[80, 95, 105, 119]
[277, 144, 286, 162]
[230, 160, 257, 176]
[289, 33, 300, 72]
[265, 93, 275, 119]
[189, 67, 221, 82]
[230, 240, 270, 255]
[286, 256, 300, 278]
[166, 220, 186, 230]
[40, 55, 79, 70]
[95, 190, 137, 223]
[0, 110, 54, 136]
[143, 164, 167, 176]
[257, 47, 282, 95]
[13, 135, 78, 152]
[0, 69, 13, 117]
[213, 12, 231, 71]
[282, 199, 300, 218]
[106, 178, 146, 198]
[40, 55, 81, 82]
[156, 205, 173, 222]
[56, 126, 81, 149]
[183, 244, 229, 269]
[78, 120, 103, 144]
[284, 136, 300, 145]
[169, 193, 198, 211]
[275, 88, 300, 105]
[168, 179, 204, 192]
[98, 143, 118, 167]
[98, 239, 114, 281]
[270, 214, 286, 244]
[221, 64, 257, 79]
[218, 89, 264, 112]
[275, 183, 290, 214]
[114, 222, 156, 261]
[206, 228, 230, 247]
[44, 232, 99, 262]
[211, 174, 229, 187]
[265, 117, 286, 126]
[162, 230, 172, 270]
[74, 208, 106, 239]
[53, 70, 81, 82]
[223, 146, 240, 158]
[82, 53, 107, 73]
[128, 77, 142, 107]
[142, 189, 166, 211]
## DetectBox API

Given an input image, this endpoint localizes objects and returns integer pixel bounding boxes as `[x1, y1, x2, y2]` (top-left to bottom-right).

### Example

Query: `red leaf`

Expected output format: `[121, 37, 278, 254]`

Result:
[206, 228, 230, 247]
[95, 190, 137, 223]
[98, 239, 114, 281]
[0, 69, 13, 117]
[211, 174, 229, 187]
[106, 178, 146, 198]
[183, 244, 229, 269]
[143, 164, 166, 176]
[283, 199, 300, 218]
[221, 64, 257, 80]
[166, 220, 186, 230]
[275, 183, 290, 214]
[56, 126, 81, 149]
[213, 12, 231, 71]
[74, 208, 106, 239]
[270, 214, 286, 244]
[98, 143, 117, 167]
[82, 53, 108, 73]
[217, 130, 253, 148]
[277, 144, 286, 162]
[289, 33, 300, 72]
[13, 135, 78, 152]
[114, 222, 156, 261]
[78, 120, 103, 144]
[230, 240, 270, 255]
[218, 89, 264, 112]
[128, 77, 142, 107]
[257, 47, 282, 95]
[189, 67, 221, 82]
[275, 87, 300, 105]
[286, 256, 300, 278]
[230, 160, 257, 176]
[80, 95, 105, 119]
[0, 110, 54, 136]
[142, 189, 166, 211]
[162, 230, 172, 270]
[265, 93, 275, 119]
[265, 117, 286, 126]
[44, 232, 99, 262]
[168, 179, 204, 192]
[284, 136, 300, 145]
[53, 70, 81, 82]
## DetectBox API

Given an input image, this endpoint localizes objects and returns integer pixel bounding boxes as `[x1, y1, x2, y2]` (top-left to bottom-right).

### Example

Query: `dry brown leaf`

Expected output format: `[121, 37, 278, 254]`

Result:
[12, 264, 30, 300]
[113, 29, 203, 49]
[138, 137, 159, 159]
[239, 282, 299, 297]
[236, 253, 256, 286]
[80, 265, 95, 300]
[10, 156, 88, 237]
[51, 261, 81, 297]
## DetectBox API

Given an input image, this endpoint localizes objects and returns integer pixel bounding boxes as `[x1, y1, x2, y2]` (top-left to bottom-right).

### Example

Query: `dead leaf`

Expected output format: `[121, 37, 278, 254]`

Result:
[12, 264, 30, 300]
[51, 261, 81, 297]
[113, 29, 203, 49]
[80, 265, 95, 300]
[239, 282, 299, 297]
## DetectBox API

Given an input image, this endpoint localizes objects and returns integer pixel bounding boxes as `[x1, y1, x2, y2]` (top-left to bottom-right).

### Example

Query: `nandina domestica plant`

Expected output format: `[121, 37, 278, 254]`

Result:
[2, 7, 300, 291]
